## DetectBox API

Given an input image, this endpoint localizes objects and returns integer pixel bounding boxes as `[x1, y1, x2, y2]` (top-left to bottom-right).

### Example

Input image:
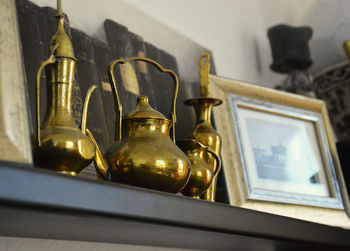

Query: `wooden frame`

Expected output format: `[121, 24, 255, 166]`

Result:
[0, 0, 32, 165]
[210, 74, 350, 227]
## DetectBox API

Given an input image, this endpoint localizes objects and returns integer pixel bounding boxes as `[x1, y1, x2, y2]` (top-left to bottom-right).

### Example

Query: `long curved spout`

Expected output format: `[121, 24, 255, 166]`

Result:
[81, 85, 109, 180]
[85, 129, 109, 180]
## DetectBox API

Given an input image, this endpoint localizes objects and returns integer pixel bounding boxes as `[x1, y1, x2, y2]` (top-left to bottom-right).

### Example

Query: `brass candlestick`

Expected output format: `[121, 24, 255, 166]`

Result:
[185, 53, 222, 201]
[33, 0, 97, 176]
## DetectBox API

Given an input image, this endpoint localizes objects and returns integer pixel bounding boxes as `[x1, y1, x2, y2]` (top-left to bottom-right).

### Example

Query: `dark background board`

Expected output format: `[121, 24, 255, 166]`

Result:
[15, 0, 228, 202]
[92, 38, 116, 144]
[71, 28, 110, 152]
[144, 42, 163, 112]
[104, 19, 139, 115]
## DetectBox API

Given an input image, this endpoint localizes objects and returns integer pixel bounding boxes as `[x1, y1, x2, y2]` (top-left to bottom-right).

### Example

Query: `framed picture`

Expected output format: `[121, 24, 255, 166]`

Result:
[0, 0, 32, 165]
[210, 74, 350, 227]
[230, 94, 341, 208]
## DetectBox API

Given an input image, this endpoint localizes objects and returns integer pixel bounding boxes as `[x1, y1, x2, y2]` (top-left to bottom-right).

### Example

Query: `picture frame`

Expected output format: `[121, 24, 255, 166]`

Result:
[210, 74, 350, 227]
[0, 0, 32, 166]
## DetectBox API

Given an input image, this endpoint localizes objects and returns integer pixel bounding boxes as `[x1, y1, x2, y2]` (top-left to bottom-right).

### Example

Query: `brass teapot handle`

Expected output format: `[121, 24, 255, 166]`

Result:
[207, 150, 221, 181]
[36, 44, 58, 146]
[108, 57, 179, 143]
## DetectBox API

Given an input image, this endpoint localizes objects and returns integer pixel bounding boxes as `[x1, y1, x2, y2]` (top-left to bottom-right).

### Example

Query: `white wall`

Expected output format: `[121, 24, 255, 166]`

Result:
[30, 0, 316, 87]
[125, 0, 317, 87]
[302, 0, 350, 75]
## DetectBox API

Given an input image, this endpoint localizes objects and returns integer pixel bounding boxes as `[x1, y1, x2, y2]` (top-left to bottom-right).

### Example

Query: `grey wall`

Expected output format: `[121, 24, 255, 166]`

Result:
[0, 237, 200, 251]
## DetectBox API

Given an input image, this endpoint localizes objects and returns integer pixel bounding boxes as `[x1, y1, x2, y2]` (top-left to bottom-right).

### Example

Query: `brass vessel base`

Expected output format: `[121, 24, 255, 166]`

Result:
[60, 171, 78, 176]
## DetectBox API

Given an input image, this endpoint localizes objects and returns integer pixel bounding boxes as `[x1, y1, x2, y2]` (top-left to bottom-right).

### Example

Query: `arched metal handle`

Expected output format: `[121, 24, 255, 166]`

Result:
[81, 85, 97, 134]
[207, 150, 221, 181]
[36, 44, 58, 146]
[108, 57, 179, 143]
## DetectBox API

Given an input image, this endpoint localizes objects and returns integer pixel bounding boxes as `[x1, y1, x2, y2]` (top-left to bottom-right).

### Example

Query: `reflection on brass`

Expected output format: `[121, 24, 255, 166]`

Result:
[33, 0, 97, 176]
[89, 57, 191, 193]
[177, 139, 221, 199]
[185, 53, 223, 201]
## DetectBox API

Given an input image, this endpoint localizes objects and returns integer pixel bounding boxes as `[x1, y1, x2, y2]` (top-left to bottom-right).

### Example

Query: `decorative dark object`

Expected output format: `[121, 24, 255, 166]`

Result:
[337, 141, 350, 194]
[267, 24, 313, 73]
[268, 24, 314, 96]
[313, 62, 350, 141]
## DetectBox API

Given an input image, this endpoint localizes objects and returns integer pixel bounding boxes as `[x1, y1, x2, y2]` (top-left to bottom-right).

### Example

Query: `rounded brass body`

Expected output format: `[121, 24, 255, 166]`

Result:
[34, 127, 95, 175]
[34, 59, 96, 175]
[33, 2, 96, 177]
[107, 98, 191, 193]
[177, 139, 219, 198]
[185, 97, 222, 201]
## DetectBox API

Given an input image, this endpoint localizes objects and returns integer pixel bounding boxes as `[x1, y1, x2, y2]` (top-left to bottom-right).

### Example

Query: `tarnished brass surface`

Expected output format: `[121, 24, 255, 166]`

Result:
[108, 110, 191, 193]
[89, 57, 191, 193]
[177, 139, 220, 198]
[184, 53, 223, 201]
[50, 0, 76, 60]
[108, 57, 178, 142]
[343, 40, 350, 64]
[33, 0, 96, 176]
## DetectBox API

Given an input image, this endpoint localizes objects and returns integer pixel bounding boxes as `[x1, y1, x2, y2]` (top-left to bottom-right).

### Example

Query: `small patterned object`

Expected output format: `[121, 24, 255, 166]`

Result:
[313, 62, 350, 141]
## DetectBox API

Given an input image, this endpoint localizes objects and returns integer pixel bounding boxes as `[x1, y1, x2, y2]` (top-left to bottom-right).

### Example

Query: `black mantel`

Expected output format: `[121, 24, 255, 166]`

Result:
[0, 162, 349, 251]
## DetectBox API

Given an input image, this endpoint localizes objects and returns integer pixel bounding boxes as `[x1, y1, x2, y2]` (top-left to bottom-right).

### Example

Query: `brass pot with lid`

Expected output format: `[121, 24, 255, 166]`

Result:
[89, 57, 191, 193]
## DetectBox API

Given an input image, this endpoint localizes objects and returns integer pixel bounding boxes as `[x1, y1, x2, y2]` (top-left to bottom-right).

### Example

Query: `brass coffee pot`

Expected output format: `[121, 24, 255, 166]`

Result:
[89, 57, 191, 193]
[33, 0, 96, 176]
[185, 53, 223, 201]
[177, 139, 221, 199]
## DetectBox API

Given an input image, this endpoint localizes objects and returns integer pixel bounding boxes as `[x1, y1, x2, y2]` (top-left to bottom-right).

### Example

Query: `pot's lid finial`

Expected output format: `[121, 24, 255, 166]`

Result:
[125, 96, 167, 120]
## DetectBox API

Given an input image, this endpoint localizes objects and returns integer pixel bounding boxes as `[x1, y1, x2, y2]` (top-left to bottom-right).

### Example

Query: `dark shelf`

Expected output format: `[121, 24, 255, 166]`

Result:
[0, 163, 349, 251]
